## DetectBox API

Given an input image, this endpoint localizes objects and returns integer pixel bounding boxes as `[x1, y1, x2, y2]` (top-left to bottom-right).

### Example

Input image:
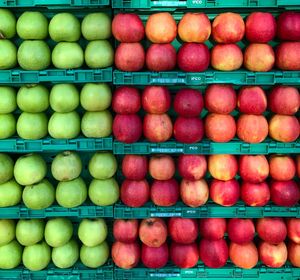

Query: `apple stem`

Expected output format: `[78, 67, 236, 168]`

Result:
[0, 31, 5, 39]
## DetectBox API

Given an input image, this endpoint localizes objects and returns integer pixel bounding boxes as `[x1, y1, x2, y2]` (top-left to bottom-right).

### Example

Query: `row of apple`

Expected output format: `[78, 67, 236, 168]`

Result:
[112, 217, 300, 269]
[0, 218, 109, 270]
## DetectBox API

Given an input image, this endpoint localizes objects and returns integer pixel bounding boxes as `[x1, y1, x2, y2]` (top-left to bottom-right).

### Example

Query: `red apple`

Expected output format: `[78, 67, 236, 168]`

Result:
[151, 179, 179, 206]
[177, 43, 210, 72]
[113, 114, 142, 143]
[141, 243, 169, 268]
[121, 179, 150, 207]
[113, 219, 139, 243]
[168, 218, 198, 244]
[245, 12, 276, 43]
[139, 218, 167, 248]
[269, 155, 296, 181]
[143, 113, 173, 143]
[112, 13, 145, 43]
[259, 241, 287, 268]
[298, 156, 300, 177]
[228, 218, 255, 244]
[180, 179, 209, 207]
[208, 154, 238, 181]
[170, 242, 199, 268]
[276, 42, 300, 70]
[277, 11, 300, 41]
[174, 117, 204, 143]
[142, 86, 171, 114]
[229, 242, 258, 269]
[256, 218, 287, 244]
[146, 44, 176, 71]
[288, 241, 300, 267]
[205, 84, 236, 114]
[173, 88, 204, 117]
[287, 218, 300, 244]
[199, 218, 227, 240]
[112, 86, 141, 114]
[240, 181, 270, 207]
[112, 241, 140, 269]
[199, 239, 228, 268]
[115, 43, 145, 71]
[149, 155, 175, 180]
[270, 180, 300, 207]
[210, 179, 240, 207]
[237, 86, 267, 115]
[178, 155, 207, 180]
[122, 155, 148, 180]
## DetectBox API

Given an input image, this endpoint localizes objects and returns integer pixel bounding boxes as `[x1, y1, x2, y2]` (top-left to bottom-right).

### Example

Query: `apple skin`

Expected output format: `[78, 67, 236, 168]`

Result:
[256, 218, 287, 244]
[168, 218, 198, 244]
[174, 88, 204, 117]
[277, 12, 300, 41]
[0, 240, 22, 269]
[245, 12, 276, 43]
[120, 179, 150, 207]
[288, 241, 300, 267]
[0, 219, 15, 246]
[141, 243, 168, 269]
[211, 44, 243, 71]
[145, 12, 177, 43]
[178, 155, 207, 180]
[229, 242, 258, 269]
[205, 84, 236, 114]
[113, 114, 142, 143]
[240, 181, 270, 207]
[178, 12, 211, 43]
[237, 86, 267, 115]
[113, 219, 139, 243]
[139, 218, 167, 248]
[180, 179, 209, 207]
[81, 241, 109, 268]
[212, 12, 245, 43]
[199, 218, 226, 240]
[151, 179, 179, 206]
[115, 43, 145, 71]
[149, 155, 175, 180]
[170, 242, 199, 268]
[276, 42, 300, 70]
[297, 156, 300, 177]
[146, 44, 176, 71]
[259, 241, 287, 268]
[173, 117, 204, 143]
[208, 154, 238, 181]
[205, 113, 236, 143]
[143, 113, 173, 143]
[122, 155, 148, 180]
[199, 239, 228, 268]
[78, 219, 107, 247]
[270, 180, 300, 207]
[142, 86, 171, 114]
[112, 13, 144, 43]
[210, 179, 240, 207]
[287, 218, 300, 244]
[0, 179, 22, 207]
[269, 155, 296, 181]
[239, 155, 269, 183]
[268, 86, 300, 115]
[112, 87, 141, 114]
[228, 218, 255, 244]
[244, 43, 275, 72]
[112, 241, 140, 269]
[177, 43, 210, 72]
[269, 115, 300, 143]
[88, 152, 117, 180]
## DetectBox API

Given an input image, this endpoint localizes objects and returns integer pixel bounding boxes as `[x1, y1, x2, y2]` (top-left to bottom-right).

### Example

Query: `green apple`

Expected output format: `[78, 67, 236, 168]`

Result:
[88, 152, 117, 179]
[0, 153, 14, 184]
[0, 219, 15, 246]
[16, 219, 45, 246]
[0, 40, 17, 69]
[50, 84, 79, 113]
[17, 40, 51, 70]
[45, 218, 73, 248]
[22, 241, 51, 271]
[89, 178, 119, 206]
[0, 113, 16, 139]
[85, 40, 114, 69]
[52, 42, 84, 69]
[0, 179, 22, 207]
[0, 240, 22, 269]
[0, 9, 16, 38]
[52, 239, 79, 269]
[51, 151, 82, 181]
[17, 85, 49, 113]
[81, 110, 112, 138]
[80, 83, 111, 112]
[49, 13, 80, 42]
[56, 177, 87, 208]
[80, 241, 109, 268]
[81, 13, 111, 40]
[48, 111, 80, 139]
[17, 11, 48, 40]
[14, 153, 47, 186]
[0, 86, 16, 114]
[22, 179, 55, 210]
[78, 218, 107, 247]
